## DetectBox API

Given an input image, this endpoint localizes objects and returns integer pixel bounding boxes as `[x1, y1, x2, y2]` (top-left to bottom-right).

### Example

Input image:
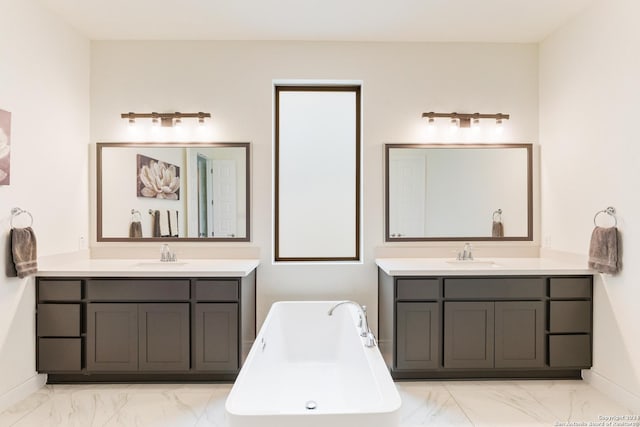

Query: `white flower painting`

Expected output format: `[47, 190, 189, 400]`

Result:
[0, 109, 11, 186]
[136, 154, 180, 200]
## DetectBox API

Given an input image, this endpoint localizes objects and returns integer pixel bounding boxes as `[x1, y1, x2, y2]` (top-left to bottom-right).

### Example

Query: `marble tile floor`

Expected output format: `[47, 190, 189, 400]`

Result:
[0, 380, 636, 426]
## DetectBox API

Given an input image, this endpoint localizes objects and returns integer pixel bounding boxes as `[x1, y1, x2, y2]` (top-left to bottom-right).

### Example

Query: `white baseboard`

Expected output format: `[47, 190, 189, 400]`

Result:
[583, 370, 640, 413]
[0, 374, 47, 413]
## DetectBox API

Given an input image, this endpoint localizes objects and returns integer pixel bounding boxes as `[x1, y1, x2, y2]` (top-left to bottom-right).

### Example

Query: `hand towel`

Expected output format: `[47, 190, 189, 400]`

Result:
[159, 209, 170, 237]
[11, 227, 38, 278]
[152, 210, 161, 237]
[588, 226, 619, 274]
[168, 210, 179, 237]
[129, 220, 142, 238]
[6, 232, 18, 277]
[492, 221, 504, 238]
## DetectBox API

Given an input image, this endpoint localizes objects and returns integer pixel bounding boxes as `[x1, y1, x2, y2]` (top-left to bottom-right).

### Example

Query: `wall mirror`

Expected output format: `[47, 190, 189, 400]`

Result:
[385, 143, 532, 241]
[97, 142, 250, 242]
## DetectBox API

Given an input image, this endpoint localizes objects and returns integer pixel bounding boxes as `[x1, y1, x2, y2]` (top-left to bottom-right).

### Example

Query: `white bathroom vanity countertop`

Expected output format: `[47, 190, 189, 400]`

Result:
[37, 258, 260, 277]
[375, 257, 593, 276]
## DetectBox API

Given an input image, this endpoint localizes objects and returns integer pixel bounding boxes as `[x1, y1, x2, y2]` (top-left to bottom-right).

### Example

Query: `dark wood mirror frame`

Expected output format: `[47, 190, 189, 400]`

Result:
[97, 142, 250, 242]
[385, 143, 533, 242]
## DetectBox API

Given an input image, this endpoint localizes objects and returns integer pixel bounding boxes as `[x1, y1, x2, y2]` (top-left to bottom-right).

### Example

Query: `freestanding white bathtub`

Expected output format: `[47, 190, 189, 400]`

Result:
[225, 301, 401, 427]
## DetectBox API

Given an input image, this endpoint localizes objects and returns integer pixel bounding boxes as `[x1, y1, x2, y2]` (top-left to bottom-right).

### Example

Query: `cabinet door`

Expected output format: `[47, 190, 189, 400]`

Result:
[139, 303, 190, 371]
[495, 301, 545, 368]
[396, 302, 440, 370]
[444, 302, 494, 368]
[87, 303, 138, 371]
[194, 303, 238, 371]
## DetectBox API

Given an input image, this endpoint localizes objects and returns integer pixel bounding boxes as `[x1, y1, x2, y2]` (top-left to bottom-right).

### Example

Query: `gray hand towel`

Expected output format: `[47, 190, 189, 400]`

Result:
[129, 221, 142, 238]
[11, 227, 38, 278]
[152, 210, 161, 237]
[6, 232, 18, 277]
[588, 226, 619, 274]
[492, 221, 504, 238]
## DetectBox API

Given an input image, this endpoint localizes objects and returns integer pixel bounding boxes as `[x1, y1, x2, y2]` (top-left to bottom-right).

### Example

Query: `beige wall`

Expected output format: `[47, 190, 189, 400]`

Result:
[540, 0, 640, 410]
[90, 40, 540, 332]
[0, 0, 90, 410]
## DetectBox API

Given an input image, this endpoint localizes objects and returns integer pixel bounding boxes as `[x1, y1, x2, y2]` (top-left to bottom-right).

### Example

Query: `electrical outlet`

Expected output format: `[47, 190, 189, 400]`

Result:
[543, 234, 551, 247]
[78, 236, 87, 250]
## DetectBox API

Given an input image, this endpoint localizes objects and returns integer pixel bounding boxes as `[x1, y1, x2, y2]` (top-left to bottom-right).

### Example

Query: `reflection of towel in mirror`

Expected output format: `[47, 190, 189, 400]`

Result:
[11, 227, 38, 278]
[159, 210, 170, 237]
[588, 226, 619, 274]
[492, 221, 504, 238]
[152, 210, 161, 237]
[129, 221, 142, 238]
[168, 210, 179, 237]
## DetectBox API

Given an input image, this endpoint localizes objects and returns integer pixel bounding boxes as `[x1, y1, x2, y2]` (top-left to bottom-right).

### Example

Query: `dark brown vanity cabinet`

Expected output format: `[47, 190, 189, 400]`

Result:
[548, 277, 592, 368]
[379, 270, 592, 379]
[193, 279, 241, 372]
[444, 300, 545, 369]
[36, 279, 83, 372]
[36, 271, 256, 383]
[86, 303, 190, 372]
[394, 278, 441, 370]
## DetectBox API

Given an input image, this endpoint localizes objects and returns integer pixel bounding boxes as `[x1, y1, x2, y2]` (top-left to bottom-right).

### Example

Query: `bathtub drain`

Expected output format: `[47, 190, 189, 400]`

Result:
[305, 400, 317, 410]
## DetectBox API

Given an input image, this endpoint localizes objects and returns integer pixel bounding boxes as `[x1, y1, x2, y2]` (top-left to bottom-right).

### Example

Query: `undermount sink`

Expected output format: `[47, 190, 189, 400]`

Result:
[133, 261, 189, 268]
[445, 259, 499, 267]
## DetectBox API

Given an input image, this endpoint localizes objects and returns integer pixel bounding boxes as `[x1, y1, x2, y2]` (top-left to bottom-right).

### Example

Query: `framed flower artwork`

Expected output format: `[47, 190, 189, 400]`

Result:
[136, 154, 180, 200]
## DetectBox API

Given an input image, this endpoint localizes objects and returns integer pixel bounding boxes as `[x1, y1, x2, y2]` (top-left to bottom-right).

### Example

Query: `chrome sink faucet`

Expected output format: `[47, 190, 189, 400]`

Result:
[457, 242, 473, 260]
[160, 244, 177, 262]
[328, 301, 376, 348]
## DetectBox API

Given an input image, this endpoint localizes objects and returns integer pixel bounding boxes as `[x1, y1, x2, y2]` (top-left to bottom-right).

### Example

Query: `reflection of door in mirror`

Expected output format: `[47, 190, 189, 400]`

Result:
[196, 154, 210, 237]
[184, 145, 248, 240]
[211, 160, 237, 238]
[190, 153, 238, 238]
[389, 155, 426, 238]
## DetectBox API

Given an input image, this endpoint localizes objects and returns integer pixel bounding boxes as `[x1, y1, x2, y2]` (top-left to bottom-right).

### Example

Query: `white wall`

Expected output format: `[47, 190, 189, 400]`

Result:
[540, 0, 640, 410]
[90, 40, 539, 334]
[0, 0, 90, 410]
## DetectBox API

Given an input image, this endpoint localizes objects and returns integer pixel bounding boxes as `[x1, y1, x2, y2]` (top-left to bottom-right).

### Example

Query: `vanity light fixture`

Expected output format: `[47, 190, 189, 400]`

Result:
[422, 112, 510, 129]
[121, 111, 211, 127]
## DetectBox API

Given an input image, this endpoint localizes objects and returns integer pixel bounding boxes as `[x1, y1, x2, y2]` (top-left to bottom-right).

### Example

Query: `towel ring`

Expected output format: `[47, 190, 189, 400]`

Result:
[10, 207, 34, 228]
[492, 209, 502, 221]
[593, 206, 617, 227]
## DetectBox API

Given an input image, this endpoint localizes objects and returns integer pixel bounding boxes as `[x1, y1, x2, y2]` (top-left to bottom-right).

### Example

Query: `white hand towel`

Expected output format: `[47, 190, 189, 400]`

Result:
[159, 210, 170, 237]
[168, 210, 179, 237]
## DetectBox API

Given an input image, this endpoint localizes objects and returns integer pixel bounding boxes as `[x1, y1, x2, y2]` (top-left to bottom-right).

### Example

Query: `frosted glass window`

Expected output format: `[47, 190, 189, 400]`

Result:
[275, 86, 361, 261]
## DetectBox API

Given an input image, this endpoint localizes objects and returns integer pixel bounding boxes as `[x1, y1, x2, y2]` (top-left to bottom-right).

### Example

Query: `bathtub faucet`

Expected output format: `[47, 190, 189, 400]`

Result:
[328, 301, 377, 348]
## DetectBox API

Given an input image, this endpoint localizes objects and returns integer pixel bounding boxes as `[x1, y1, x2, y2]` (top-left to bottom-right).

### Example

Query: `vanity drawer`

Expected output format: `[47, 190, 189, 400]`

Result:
[37, 304, 81, 337]
[444, 278, 545, 299]
[549, 277, 592, 299]
[38, 280, 82, 301]
[38, 338, 82, 372]
[548, 335, 591, 367]
[195, 280, 239, 301]
[396, 279, 439, 300]
[549, 301, 591, 333]
[87, 279, 190, 301]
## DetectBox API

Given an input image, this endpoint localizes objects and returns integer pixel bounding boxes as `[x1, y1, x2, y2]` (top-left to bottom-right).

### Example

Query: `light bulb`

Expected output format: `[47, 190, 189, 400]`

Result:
[128, 118, 135, 127]
[449, 118, 459, 133]
[472, 118, 480, 131]
[174, 117, 182, 127]
[495, 118, 503, 133]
